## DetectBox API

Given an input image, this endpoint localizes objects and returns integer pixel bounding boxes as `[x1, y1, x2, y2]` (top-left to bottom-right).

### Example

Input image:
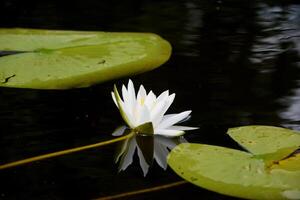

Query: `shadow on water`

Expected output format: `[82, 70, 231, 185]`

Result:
[0, 0, 300, 199]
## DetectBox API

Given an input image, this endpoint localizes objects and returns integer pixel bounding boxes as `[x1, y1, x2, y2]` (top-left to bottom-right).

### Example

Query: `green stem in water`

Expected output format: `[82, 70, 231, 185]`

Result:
[0, 132, 135, 170]
[94, 180, 188, 200]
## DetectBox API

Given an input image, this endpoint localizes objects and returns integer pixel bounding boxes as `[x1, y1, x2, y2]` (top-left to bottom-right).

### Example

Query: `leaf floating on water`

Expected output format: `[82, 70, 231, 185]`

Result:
[0, 28, 171, 89]
[167, 126, 300, 200]
[227, 125, 300, 162]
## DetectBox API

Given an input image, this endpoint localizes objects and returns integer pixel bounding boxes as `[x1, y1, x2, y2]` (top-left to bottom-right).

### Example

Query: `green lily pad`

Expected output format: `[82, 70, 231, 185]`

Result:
[0, 28, 171, 89]
[167, 126, 300, 200]
[168, 144, 300, 200]
[228, 126, 300, 162]
[271, 153, 300, 171]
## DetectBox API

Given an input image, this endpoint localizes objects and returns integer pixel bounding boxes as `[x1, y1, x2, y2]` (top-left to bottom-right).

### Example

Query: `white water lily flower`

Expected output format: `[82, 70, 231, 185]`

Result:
[111, 80, 197, 137]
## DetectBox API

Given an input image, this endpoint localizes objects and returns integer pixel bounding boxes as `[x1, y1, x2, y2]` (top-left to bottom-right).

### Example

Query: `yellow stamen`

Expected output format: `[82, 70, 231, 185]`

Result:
[140, 97, 145, 105]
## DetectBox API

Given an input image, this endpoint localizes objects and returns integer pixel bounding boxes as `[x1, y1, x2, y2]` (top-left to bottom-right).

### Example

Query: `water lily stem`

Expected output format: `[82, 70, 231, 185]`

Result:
[94, 180, 188, 200]
[0, 132, 135, 170]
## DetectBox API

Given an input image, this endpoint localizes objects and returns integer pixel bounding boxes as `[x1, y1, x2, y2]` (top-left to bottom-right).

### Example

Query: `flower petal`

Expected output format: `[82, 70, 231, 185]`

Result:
[156, 135, 183, 149]
[137, 85, 147, 104]
[150, 99, 167, 122]
[113, 85, 135, 128]
[154, 141, 169, 169]
[177, 115, 191, 123]
[115, 138, 129, 163]
[156, 90, 169, 104]
[155, 129, 185, 137]
[118, 137, 137, 171]
[137, 146, 150, 176]
[137, 105, 151, 125]
[158, 110, 192, 129]
[111, 91, 118, 107]
[112, 126, 127, 136]
[169, 125, 198, 131]
[153, 93, 176, 126]
[161, 93, 176, 115]
[122, 84, 133, 117]
[121, 84, 128, 102]
[127, 79, 136, 112]
[150, 90, 169, 118]
[144, 91, 156, 109]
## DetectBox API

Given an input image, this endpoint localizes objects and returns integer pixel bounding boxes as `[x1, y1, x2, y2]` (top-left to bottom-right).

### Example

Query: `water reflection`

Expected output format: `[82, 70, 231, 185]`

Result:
[115, 131, 187, 176]
[180, 1, 202, 57]
[279, 83, 300, 130]
[252, 3, 300, 130]
[251, 4, 300, 66]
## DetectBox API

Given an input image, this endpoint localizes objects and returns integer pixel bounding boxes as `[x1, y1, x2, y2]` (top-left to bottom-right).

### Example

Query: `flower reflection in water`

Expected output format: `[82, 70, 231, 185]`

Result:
[114, 130, 187, 176]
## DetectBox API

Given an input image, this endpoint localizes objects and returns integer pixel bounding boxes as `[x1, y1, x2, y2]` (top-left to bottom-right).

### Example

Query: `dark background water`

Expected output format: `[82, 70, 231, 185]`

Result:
[1, 0, 300, 199]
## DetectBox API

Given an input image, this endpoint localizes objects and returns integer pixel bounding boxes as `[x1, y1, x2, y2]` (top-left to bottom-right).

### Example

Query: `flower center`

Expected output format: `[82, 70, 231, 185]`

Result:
[139, 97, 145, 105]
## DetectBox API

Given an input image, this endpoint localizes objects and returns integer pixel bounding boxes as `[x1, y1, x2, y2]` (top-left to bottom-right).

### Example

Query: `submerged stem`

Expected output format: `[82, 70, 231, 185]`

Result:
[0, 132, 135, 170]
[94, 180, 188, 200]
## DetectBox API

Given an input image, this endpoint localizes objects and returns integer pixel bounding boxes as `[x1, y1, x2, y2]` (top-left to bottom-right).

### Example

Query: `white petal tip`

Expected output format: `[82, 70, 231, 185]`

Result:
[128, 79, 134, 87]
[170, 126, 199, 131]
[155, 130, 185, 137]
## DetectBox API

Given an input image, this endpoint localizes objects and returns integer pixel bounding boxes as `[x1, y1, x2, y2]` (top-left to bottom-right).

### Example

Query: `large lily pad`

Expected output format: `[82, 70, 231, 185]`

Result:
[0, 28, 171, 89]
[167, 126, 300, 200]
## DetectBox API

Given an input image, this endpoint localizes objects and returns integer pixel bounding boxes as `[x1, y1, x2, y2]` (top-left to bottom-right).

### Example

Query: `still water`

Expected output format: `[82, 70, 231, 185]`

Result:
[1, 0, 300, 199]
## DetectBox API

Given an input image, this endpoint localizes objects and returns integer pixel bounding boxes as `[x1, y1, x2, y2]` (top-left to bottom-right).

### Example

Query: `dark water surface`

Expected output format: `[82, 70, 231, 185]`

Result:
[1, 0, 300, 199]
